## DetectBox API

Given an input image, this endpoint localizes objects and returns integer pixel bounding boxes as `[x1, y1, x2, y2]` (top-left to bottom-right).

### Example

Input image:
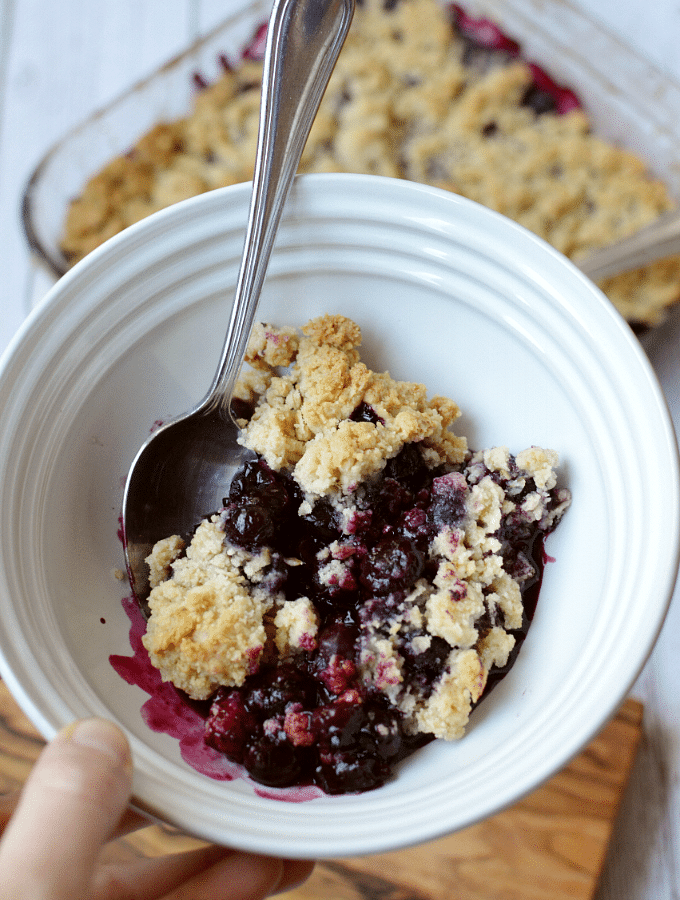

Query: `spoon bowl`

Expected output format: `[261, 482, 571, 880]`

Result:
[123, 411, 247, 610]
[122, 0, 354, 605]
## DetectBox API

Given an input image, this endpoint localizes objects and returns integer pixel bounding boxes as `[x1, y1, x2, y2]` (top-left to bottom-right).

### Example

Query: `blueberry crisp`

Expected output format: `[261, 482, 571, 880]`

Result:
[140, 315, 570, 794]
[61, 0, 680, 328]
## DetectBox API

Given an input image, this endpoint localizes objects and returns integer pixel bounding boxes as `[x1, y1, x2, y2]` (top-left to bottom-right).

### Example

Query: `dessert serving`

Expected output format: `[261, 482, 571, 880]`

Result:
[4, 162, 677, 852]
[59, 0, 680, 329]
[138, 314, 571, 795]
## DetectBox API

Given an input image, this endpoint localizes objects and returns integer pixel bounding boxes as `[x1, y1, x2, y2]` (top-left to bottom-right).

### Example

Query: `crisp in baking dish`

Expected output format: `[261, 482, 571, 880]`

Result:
[23, 0, 680, 328]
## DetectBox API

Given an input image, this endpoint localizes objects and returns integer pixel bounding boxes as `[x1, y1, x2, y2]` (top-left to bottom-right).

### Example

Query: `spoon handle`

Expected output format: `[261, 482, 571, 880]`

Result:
[577, 208, 680, 281]
[203, 0, 355, 416]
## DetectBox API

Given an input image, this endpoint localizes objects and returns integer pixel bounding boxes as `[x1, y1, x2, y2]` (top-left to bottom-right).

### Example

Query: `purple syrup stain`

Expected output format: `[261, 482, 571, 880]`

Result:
[450, 3, 581, 114]
[109, 595, 324, 800]
[109, 596, 236, 781]
[116, 513, 126, 548]
[242, 22, 268, 60]
[527, 62, 581, 115]
[192, 71, 209, 90]
[254, 784, 323, 803]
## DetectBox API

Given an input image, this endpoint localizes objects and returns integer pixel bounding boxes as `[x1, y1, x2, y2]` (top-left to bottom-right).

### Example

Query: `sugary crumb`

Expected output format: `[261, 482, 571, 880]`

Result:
[415, 650, 487, 741]
[142, 520, 276, 699]
[238, 314, 467, 496]
[274, 598, 320, 656]
[146, 534, 185, 589]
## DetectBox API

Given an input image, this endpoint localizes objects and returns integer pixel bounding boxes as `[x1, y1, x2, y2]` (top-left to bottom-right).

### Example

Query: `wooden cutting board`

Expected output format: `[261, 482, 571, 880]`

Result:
[0, 678, 641, 899]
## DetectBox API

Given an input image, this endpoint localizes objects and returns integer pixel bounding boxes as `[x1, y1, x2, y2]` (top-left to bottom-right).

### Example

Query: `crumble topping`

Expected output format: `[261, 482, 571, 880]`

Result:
[236, 318, 467, 495]
[62, 0, 679, 327]
[142, 519, 276, 698]
[146, 534, 185, 589]
[140, 315, 570, 792]
[274, 598, 319, 657]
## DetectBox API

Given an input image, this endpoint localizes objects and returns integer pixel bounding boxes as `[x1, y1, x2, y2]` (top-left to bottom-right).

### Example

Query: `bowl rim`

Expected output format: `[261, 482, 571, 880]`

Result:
[2, 173, 679, 856]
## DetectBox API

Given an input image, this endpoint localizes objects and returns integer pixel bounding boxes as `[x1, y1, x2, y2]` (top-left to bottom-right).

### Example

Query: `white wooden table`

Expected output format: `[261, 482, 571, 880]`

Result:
[2, 0, 680, 896]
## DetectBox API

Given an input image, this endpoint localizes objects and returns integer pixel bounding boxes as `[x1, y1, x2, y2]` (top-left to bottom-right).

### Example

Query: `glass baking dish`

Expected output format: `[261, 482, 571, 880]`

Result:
[23, 0, 680, 283]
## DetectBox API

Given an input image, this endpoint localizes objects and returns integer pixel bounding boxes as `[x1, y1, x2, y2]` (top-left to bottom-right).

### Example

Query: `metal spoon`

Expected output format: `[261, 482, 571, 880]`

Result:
[576, 209, 680, 281]
[122, 0, 355, 609]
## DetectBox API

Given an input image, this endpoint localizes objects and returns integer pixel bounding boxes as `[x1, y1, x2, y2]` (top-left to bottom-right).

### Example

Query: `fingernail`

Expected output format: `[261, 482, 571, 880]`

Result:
[61, 718, 132, 777]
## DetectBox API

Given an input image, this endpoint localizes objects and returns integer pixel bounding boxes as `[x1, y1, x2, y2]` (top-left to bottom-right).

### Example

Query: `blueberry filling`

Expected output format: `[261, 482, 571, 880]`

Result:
[197, 440, 563, 794]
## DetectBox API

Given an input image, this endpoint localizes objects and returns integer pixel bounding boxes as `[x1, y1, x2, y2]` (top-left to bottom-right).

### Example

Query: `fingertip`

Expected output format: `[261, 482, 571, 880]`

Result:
[198, 851, 284, 900]
[272, 858, 316, 895]
[0, 718, 133, 896]
[58, 717, 132, 779]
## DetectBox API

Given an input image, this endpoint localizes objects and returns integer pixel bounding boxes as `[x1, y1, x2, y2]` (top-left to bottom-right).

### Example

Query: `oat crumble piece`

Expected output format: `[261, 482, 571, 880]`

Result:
[142, 519, 277, 700]
[274, 597, 319, 656]
[238, 314, 468, 496]
[146, 534, 185, 589]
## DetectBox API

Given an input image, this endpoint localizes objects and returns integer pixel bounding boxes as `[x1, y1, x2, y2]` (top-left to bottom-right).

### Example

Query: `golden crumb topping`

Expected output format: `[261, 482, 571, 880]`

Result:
[238, 314, 467, 495]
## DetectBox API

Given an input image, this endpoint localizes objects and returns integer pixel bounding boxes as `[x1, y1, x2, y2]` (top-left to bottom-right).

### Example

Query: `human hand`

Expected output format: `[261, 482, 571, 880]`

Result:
[0, 717, 313, 900]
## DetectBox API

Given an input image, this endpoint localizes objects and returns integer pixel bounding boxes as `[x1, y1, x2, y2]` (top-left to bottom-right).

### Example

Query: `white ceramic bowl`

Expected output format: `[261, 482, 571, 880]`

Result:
[0, 174, 678, 858]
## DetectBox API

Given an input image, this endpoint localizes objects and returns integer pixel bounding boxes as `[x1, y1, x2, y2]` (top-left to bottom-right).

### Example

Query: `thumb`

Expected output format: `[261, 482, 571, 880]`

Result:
[0, 717, 132, 900]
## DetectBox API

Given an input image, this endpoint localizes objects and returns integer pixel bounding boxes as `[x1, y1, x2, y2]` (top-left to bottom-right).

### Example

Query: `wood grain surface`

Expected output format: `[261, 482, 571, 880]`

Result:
[0, 677, 642, 900]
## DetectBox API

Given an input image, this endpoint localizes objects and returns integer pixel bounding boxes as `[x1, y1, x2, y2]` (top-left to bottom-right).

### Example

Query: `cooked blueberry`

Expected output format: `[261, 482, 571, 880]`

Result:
[397, 505, 433, 546]
[311, 621, 359, 694]
[244, 664, 316, 718]
[315, 749, 389, 794]
[359, 536, 424, 595]
[205, 689, 257, 763]
[221, 501, 277, 549]
[366, 476, 413, 524]
[228, 458, 287, 508]
[310, 566, 359, 614]
[401, 634, 451, 694]
[222, 458, 299, 550]
[427, 472, 468, 529]
[350, 401, 384, 424]
[521, 83, 557, 116]
[360, 703, 403, 761]
[299, 497, 342, 545]
[313, 702, 363, 752]
[383, 444, 430, 491]
[243, 732, 303, 787]
[497, 507, 534, 549]
[315, 620, 358, 663]
[312, 704, 393, 793]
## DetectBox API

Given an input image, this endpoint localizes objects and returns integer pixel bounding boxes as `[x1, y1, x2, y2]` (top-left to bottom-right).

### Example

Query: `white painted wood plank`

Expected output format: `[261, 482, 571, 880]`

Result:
[0, 0, 195, 350]
[596, 313, 680, 899]
[196, 0, 269, 35]
[576, 0, 680, 85]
